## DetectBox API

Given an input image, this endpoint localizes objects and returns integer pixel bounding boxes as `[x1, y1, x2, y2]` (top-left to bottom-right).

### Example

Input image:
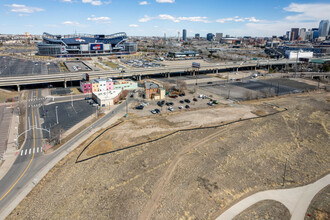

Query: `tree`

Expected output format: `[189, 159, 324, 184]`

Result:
[119, 90, 129, 100]
[177, 80, 187, 92]
[49, 125, 64, 145]
[163, 82, 171, 91]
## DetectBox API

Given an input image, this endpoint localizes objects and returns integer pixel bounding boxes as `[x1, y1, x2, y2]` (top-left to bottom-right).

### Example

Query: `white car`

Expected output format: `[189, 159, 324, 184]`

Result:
[168, 107, 174, 112]
[178, 106, 184, 109]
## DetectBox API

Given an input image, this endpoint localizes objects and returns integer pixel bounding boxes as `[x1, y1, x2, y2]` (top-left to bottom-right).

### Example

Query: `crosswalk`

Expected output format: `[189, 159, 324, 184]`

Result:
[28, 97, 47, 102]
[19, 147, 42, 156]
[28, 103, 43, 108]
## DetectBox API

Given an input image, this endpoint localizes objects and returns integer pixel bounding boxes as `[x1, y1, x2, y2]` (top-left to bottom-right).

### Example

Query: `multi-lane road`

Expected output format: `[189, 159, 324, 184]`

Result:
[0, 90, 130, 219]
[0, 59, 302, 87]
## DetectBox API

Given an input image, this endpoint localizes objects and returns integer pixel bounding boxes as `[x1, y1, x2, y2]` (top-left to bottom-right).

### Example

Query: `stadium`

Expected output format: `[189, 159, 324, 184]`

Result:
[37, 32, 137, 57]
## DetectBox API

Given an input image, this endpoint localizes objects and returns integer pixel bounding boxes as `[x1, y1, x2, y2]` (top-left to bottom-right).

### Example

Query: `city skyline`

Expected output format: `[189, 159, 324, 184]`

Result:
[1, 0, 330, 37]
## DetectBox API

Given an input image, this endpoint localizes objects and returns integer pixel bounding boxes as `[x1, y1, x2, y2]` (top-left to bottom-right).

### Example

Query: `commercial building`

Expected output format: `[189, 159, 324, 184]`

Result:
[220, 38, 241, 44]
[182, 29, 187, 41]
[92, 89, 122, 107]
[37, 32, 137, 56]
[285, 50, 313, 59]
[206, 33, 214, 41]
[195, 33, 200, 39]
[318, 20, 330, 37]
[80, 78, 115, 94]
[299, 28, 306, 41]
[113, 79, 138, 90]
[215, 33, 223, 41]
[144, 82, 165, 100]
[290, 28, 299, 41]
[167, 51, 199, 58]
[312, 28, 319, 40]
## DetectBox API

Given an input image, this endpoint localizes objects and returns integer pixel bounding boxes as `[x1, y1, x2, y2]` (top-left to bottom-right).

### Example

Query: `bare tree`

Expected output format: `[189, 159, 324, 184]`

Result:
[163, 82, 171, 91]
[177, 80, 187, 92]
[119, 90, 129, 100]
[244, 91, 253, 100]
[49, 125, 64, 145]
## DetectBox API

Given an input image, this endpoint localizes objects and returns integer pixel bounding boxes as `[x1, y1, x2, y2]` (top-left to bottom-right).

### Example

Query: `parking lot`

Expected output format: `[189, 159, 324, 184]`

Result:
[131, 92, 220, 117]
[39, 100, 95, 137]
[200, 78, 318, 101]
[65, 61, 91, 72]
[0, 56, 61, 76]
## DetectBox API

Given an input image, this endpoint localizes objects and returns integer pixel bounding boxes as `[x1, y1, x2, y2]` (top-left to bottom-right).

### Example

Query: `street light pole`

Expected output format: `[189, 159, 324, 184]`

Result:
[55, 106, 59, 124]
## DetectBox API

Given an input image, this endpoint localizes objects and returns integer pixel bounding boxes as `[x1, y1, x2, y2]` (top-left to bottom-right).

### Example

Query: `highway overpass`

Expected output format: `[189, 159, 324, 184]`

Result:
[0, 59, 304, 90]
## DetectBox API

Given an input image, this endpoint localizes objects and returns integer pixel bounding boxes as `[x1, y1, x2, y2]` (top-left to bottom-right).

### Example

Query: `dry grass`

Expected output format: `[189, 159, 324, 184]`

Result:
[103, 61, 119, 69]
[58, 62, 69, 73]
[70, 88, 82, 95]
[0, 90, 20, 103]
[8, 92, 330, 220]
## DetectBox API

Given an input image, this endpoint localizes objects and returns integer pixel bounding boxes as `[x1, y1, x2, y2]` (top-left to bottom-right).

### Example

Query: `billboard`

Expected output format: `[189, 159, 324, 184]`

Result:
[192, 62, 200, 68]
[90, 43, 103, 51]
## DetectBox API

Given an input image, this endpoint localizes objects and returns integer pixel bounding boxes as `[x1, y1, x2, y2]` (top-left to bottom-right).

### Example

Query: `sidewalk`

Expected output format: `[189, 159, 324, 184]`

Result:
[0, 109, 20, 181]
[216, 174, 330, 220]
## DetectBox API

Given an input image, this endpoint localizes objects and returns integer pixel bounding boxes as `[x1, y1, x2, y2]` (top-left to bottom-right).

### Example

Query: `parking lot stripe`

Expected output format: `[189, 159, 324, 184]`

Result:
[24, 149, 27, 155]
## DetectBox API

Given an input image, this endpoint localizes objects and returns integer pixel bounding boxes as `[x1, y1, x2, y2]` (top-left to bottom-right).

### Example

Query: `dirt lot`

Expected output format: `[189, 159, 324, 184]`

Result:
[233, 200, 291, 220]
[8, 92, 330, 219]
[305, 185, 330, 219]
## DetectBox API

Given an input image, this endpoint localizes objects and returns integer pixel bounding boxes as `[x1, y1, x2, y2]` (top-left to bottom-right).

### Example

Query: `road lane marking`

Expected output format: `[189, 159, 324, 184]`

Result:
[24, 149, 27, 155]
[29, 149, 31, 154]
[0, 92, 37, 202]
[33, 148, 35, 154]
[20, 151, 23, 156]
[37, 147, 39, 153]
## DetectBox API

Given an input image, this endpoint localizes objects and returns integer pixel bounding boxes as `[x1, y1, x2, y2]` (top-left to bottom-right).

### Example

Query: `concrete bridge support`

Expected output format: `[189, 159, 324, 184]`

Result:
[17, 84, 20, 92]
[167, 72, 170, 78]
[64, 80, 67, 88]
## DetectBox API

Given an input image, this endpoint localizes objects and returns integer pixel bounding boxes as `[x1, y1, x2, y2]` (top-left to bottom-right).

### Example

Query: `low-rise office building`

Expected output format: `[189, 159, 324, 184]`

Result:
[92, 89, 122, 107]
[113, 79, 138, 90]
[144, 82, 166, 100]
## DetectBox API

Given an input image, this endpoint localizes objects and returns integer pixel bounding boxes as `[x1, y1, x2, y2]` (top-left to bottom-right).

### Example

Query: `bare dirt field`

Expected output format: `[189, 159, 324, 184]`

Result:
[305, 185, 330, 220]
[7, 91, 330, 220]
[233, 200, 291, 220]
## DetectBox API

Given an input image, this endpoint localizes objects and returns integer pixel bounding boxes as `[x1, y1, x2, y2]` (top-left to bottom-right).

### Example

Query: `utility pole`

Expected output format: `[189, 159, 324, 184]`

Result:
[55, 106, 59, 124]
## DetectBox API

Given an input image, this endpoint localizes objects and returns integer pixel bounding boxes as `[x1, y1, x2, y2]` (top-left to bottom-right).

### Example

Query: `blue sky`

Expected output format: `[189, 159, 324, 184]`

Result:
[1, 0, 330, 37]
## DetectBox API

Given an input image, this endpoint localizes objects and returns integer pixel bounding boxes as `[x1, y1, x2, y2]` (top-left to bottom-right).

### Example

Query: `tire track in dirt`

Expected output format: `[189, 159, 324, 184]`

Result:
[138, 127, 228, 220]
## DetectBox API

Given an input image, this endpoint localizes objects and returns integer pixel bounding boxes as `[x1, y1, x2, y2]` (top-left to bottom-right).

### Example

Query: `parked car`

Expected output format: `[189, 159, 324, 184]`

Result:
[151, 110, 157, 114]
[178, 106, 184, 109]
[184, 99, 191, 103]
[185, 105, 190, 109]
[193, 98, 198, 102]
[213, 100, 219, 104]
[136, 105, 144, 110]
[155, 108, 161, 114]
[84, 97, 91, 100]
[157, 101, 164, 107]
[168, 107, 174, 112]
[179, 100, 184, 104]
[92, 103, 99, 107]
[207, 102, 214, 106]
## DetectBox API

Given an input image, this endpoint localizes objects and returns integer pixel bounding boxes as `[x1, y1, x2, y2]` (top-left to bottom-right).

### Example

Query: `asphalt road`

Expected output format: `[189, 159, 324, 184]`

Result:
[0, 91, 130, 218]
[0, 90, 44, 215]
